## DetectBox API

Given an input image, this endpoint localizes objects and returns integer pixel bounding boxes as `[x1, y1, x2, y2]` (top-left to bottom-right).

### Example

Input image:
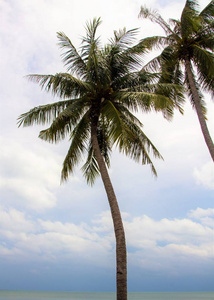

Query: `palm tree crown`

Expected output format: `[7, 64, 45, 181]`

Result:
[139, 0, 214, 160]
[18, 18, 182, 182]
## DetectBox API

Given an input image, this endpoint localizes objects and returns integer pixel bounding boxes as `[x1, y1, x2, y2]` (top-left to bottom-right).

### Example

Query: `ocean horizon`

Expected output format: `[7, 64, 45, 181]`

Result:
[0, 290, 213, 300]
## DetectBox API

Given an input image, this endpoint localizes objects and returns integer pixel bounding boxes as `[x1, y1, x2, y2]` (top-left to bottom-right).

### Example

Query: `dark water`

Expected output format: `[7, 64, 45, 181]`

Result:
[0, 291, 213, 300]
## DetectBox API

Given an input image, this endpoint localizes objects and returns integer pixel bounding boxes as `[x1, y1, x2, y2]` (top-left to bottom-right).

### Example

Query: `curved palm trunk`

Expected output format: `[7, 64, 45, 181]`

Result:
[91, 124, 127, 300]
[185, 58, 214, 162]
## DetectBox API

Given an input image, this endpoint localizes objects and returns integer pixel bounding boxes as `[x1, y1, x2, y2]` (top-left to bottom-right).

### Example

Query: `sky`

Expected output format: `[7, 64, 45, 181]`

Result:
[0, 0, 213, 293]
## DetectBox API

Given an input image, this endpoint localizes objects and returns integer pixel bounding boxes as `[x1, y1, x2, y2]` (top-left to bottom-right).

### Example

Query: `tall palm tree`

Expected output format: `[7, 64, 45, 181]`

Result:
[139, 0, 214, 161]
[18, 18, 183, 300]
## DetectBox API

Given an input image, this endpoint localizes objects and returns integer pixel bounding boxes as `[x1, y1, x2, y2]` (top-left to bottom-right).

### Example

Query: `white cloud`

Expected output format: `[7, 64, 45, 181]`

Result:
[188, 207, 214, 227]
[125, 215, 213, 250]
[0, 137, 62, 211]
[193, 162, 214, 190]
[0, 205, 35, 233]
[0, 207, 213, 273]
[188, 207, 214, 219]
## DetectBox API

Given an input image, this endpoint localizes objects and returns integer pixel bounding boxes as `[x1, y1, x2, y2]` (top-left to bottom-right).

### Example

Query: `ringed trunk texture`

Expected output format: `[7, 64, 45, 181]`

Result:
[185, 58, 214, 162]
[91, 124, 127, 300]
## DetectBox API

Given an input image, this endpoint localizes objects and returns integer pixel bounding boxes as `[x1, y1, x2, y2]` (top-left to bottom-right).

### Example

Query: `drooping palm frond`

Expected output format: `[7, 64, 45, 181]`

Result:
[17, 99, 72, 127]
[38, 98, 90, 142]
[81, 119, 112, 185]
[117, 90, 174, 116]
[101, 99, 127, 144]
[81, 145, 100, 185]
[116, 115, 163, 176]
[192, 45, 214, 97]
[100, 99, 162, 176]
[61, 110, 91, 181]
[138, 36, 170, 52]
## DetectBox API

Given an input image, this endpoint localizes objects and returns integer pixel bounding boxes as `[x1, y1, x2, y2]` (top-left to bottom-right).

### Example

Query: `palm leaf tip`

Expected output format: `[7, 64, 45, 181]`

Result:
[138, 5, 151, 18]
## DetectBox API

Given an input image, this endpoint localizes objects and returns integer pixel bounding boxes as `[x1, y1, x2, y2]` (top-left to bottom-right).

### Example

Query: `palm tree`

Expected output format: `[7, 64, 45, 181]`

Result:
[18, 18, 183, 300]
[139, 0, 214, 161]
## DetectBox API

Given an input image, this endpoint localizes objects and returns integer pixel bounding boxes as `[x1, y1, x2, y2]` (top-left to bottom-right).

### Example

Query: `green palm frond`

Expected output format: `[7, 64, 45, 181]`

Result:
[118, 90, 173, 116]
[111, 28, 139, 51]
[180, 0, 200, 38]
[17, 99, 72, 127]
[169, 19, 181, 34]
[27, 73, 90, 98]
[61, 110, 91, 181]
[113, 69, 157, 92]
[193, 45, 214, 76]
[81, 18, 102, 82]
[38, 98, 89, 143]
[195, 30, 214, 53]
[200, 0, 214, 22]
[192, 45, 214, 97]
[113, 102, 143, 127]
[57, 32, 87, 77]
[107, 29, 150, 81]
[139, 6, 174, 35]
[117, 115, 163, 176]
[81, 145, 100, 185]
[82, 117, 112, 185]
[138, 36, 169, 52]
[101, 99, 127, 144]
[142, 55, 162, 73]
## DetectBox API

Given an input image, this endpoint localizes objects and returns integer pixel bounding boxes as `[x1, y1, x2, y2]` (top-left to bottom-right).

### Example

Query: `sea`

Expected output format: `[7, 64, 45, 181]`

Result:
[0, 291, 213, 300]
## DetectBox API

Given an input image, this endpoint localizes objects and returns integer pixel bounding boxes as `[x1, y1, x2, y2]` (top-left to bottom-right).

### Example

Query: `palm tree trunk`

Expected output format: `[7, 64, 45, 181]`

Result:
[185, 58, 214, 161]
[91, 123, 127, 300]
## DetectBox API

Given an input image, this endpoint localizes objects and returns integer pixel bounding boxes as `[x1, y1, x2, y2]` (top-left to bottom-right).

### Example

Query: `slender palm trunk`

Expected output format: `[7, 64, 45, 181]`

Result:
[91, 123, 127, 300]
[185, 58, 214, 162]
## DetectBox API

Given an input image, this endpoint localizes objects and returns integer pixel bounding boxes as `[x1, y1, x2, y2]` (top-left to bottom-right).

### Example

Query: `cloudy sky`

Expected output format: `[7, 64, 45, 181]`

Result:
[0, 0, 213, 293]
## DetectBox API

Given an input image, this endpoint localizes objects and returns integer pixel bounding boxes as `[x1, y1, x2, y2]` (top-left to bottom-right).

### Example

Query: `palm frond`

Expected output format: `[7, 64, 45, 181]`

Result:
[57, 32, 87, 77]
[139, 6, 174, 35]
[101, 100, 127, 144]
[81, 144, 100, 185]
[112, 101, 143, 127]
[192, 45, 214, 97]
[142, 55, 162, 73]
[180, 0, 200, 38]
[81, 18, 102, 82]
[117, 115, 163, 176]
[118, 90, 174, 117]
[111, 28, 139, 51]
[38, 98, 89, 143]
[196, 30, 214, 52]
[61, 110, 91, 181]
[137, 36, 169, 52]
[168, 18, 181, 34]
[27, 73, 90, 98]
[17, 99, 72, 127]
[199, 0, 214, 22]
[81, 17, 101, 58]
